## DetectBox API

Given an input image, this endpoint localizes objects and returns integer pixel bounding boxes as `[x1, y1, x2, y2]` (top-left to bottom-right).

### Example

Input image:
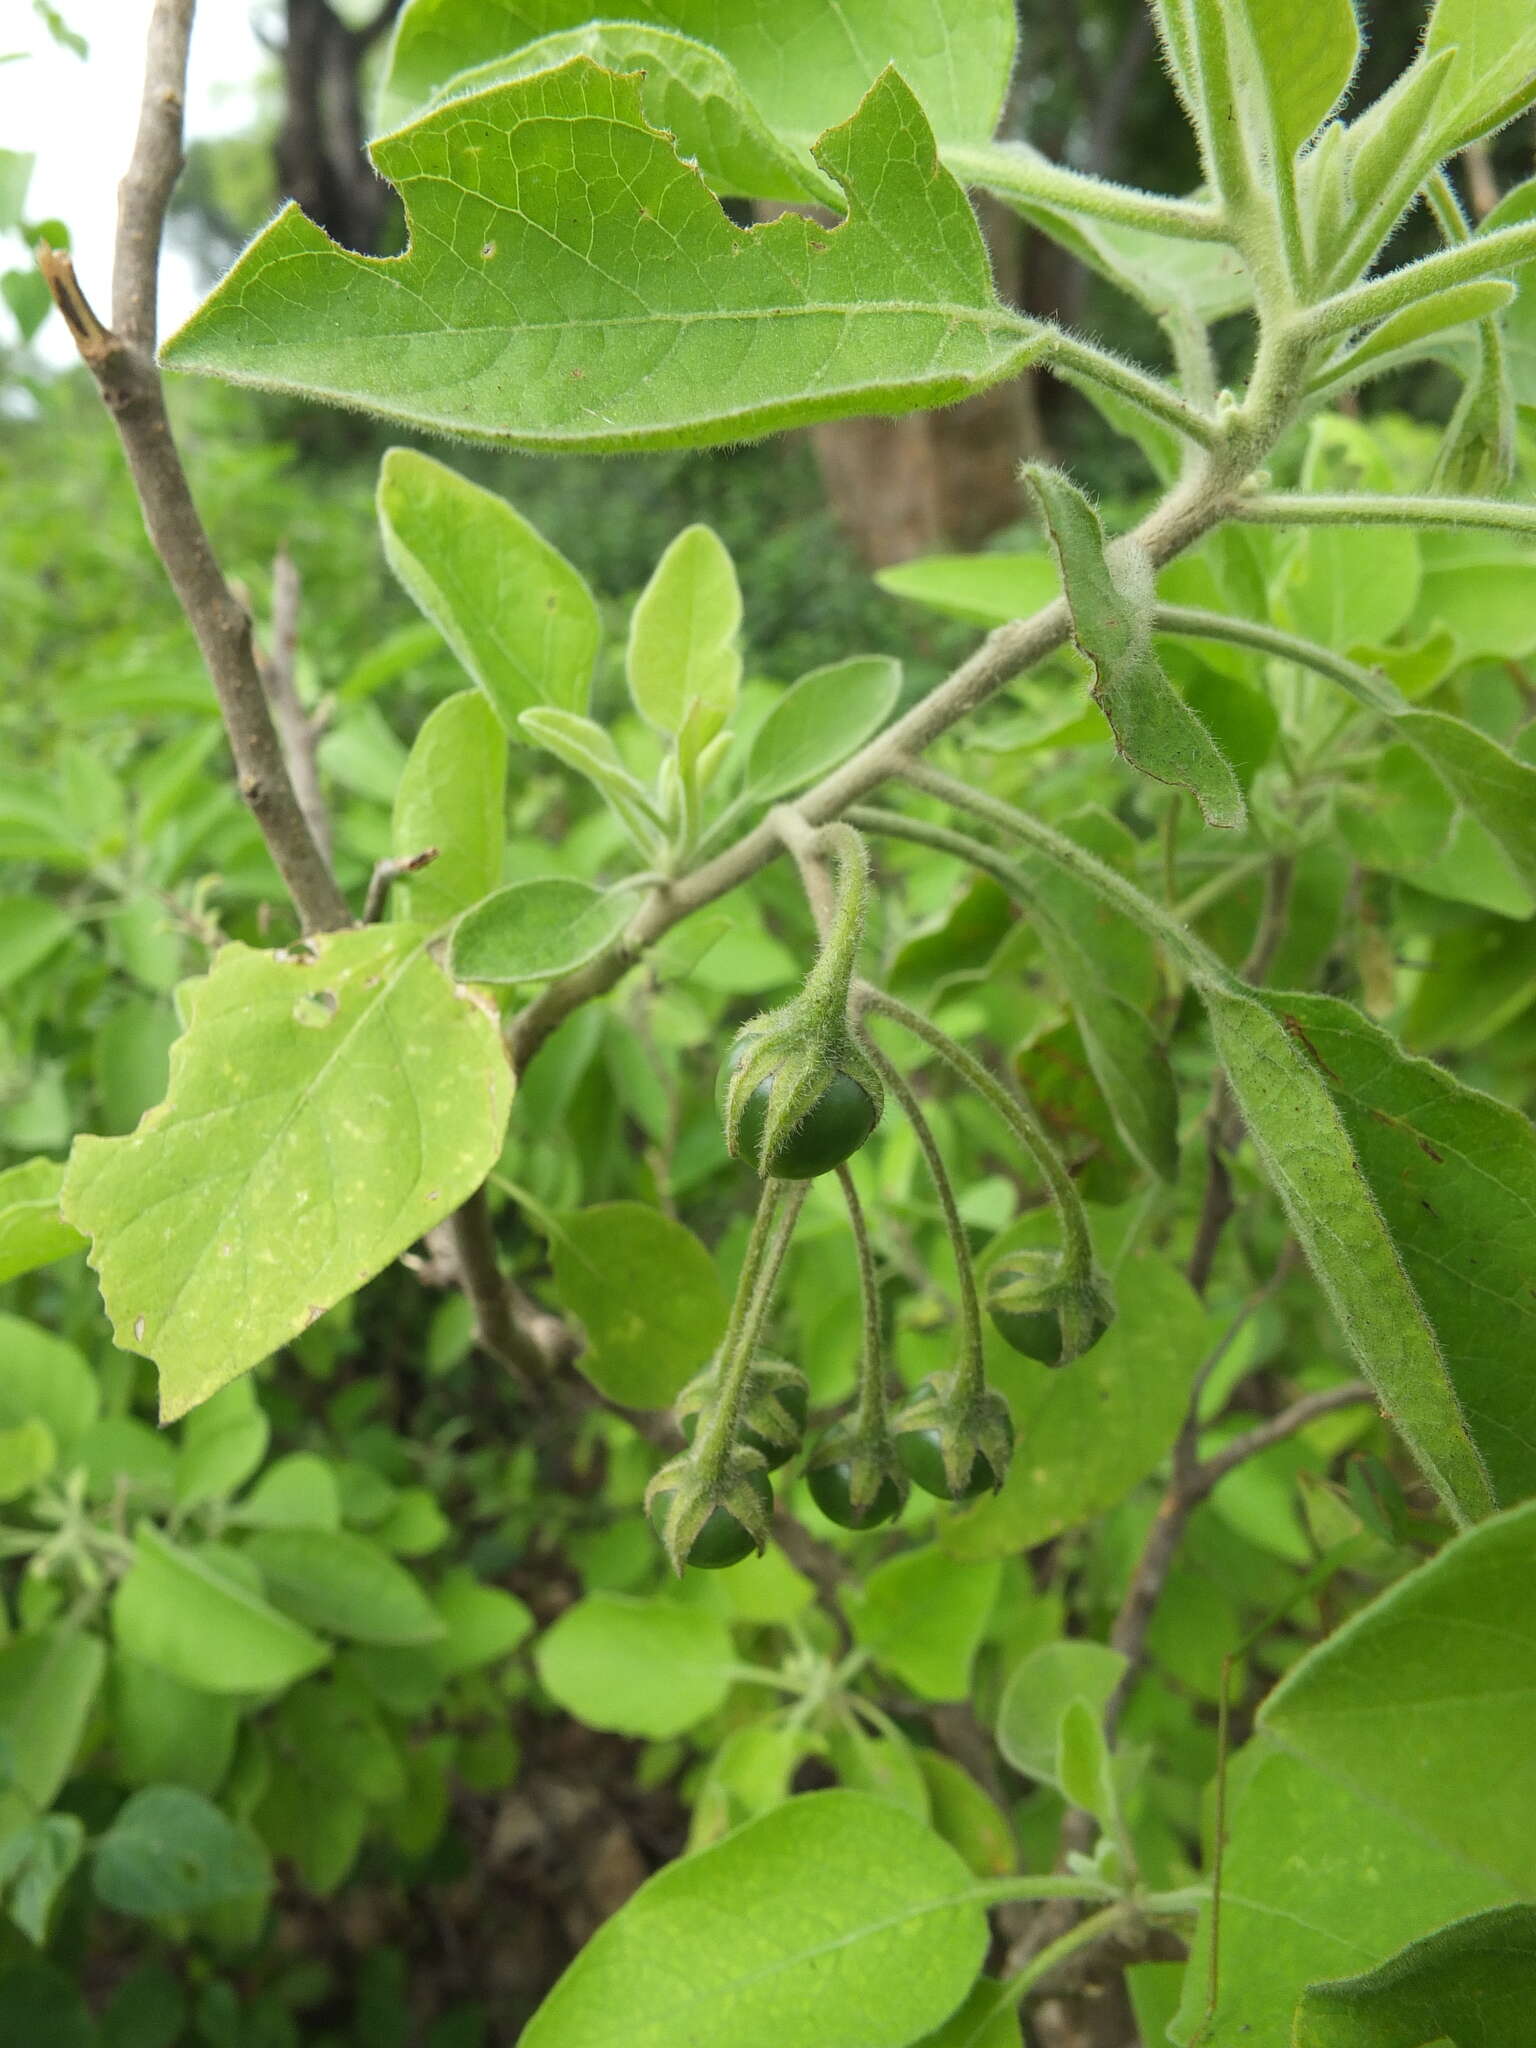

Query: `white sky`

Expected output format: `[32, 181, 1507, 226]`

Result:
[1, 0, 265, 365]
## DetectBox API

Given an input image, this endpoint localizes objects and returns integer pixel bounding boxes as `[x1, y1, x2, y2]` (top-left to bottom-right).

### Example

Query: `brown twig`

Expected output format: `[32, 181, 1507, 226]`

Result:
[362, 848, 439, 924]
[50, 0, 575, 1391]
[37, 2, 347, 938]
[256, 548, 332, 866]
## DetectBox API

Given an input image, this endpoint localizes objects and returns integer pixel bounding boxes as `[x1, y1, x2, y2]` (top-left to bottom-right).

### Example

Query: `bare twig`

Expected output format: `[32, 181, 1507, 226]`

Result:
[256, 549, 332, 866]
[1196, 1382, 1375, 1494]
[362, 848, 439, 924]
[36, 3, 347, 935]
[51, 0, 575, 1389]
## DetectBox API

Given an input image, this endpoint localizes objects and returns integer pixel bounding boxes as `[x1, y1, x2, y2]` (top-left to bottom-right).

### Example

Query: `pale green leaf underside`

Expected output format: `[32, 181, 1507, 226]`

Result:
[1026, 467, 1245, 830]
[378, 0, 1017, 151]
[378, 447, 600, 724]
[61, 927, 512, 1421]
[450, 879, 634, 984]
[1202, 984, 1493, 1524]
[1294, 1905, 1536, 2047]
[426, 25, 839, 206]
[160, 63, 1037, 452]
[1268, 993, 1536, 1506]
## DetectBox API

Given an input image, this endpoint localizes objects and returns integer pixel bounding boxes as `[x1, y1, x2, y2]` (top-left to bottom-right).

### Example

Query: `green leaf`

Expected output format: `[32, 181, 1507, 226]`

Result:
[1315, 281, 1518, 395]
[230, 1451, 342, 1532]
[0, 1627, 105, 1839]
[744, 655, 902, 801]
[1425, 0, 1536, 152]
[1267, 992, 1536, 1505]
[107, 1656, 238, 1798]
[1170, 1743, 1511, 2045]
[62, 925, 512, 1421]
[913, 1978, 1022, 2048]
[0, 896, 74, 985]
[875, 552, 1060, 627]
[845, 1548, 1000, 1702]
[378, 449, 599, 724]
[1262, 1498, 1536, 1895]
[1201, 985, 1493, 1525]
[915, 1754, 1015, 1881]
[391, 691, 508, 925]
[626, 525, 742, 735]
[93, 1787, 270, 1920]
[0, 1159, 84, 1285]
[946, 1242, 1205, 1557]
[550, 1202, 728, 1408]
[0, 1314, 98, 1455]
[450, 879, 634, 986]
[518, 707, 666, 849]
[243, 1529, 447, 1646]
[1025, 467, 1244, 830]
[521, 1790, 990, 2048]
[430, 1571, 534, 1676]
[427, 24, 839, 205]
[379, 0, 1017, 152]
[1230, 0, 1358, 158]
[1294, 1906, 1536, 2047]
[0, 1420, 54, 1504]
[995, 1640, 1127, 1789]
[1395, 708, 1536, 905]
[161, 66, 1037, 450]
[112, 1525, 330, 1696]
[174, 1378, 270, 1512]
[1054, 1696, 1116, 1829]
[0, 1815, 84, 1946]
[534, 1592, 734, 1738]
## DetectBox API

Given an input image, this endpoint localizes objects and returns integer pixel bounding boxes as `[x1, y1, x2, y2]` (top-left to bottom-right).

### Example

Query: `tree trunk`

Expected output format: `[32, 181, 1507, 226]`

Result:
[276, 0, 403, 255]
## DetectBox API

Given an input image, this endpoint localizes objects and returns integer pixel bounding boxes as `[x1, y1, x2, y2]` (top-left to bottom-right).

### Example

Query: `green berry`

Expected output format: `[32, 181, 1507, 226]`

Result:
[732, 1068, 879, 1180]
[807, 1458, 903, 1530]
[649, 1467, 773, 1569]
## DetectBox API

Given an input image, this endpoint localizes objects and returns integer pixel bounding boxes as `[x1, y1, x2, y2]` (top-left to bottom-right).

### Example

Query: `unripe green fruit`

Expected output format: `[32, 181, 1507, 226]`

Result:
[895, 1425, 998, 1501]
[648, 1467, 773, 1568]
[731, 1067, 879, 1180]
[807, 1458, 903, 1530]
[892, 1378, 1015, 1501]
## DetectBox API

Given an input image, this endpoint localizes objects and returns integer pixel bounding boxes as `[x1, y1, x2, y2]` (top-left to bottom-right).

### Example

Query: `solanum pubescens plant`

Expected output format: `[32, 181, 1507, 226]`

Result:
[11, 0, 1536, 2037]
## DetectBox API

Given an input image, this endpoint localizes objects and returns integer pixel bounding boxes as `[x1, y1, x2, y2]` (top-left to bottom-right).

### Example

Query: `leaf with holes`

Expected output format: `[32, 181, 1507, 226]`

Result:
[62, 926, 512, 1420]
[160, 65, 1038, 450]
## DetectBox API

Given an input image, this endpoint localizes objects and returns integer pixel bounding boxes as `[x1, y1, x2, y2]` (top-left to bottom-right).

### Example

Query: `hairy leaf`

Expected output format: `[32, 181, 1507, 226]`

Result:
[451, 879, 635, 985]
[378, 0, 1017, 150]
[1295, 1905, 1536, 2046]
[63, 926, 512, 1420]
[377, 448, 599, 723]
[162, 66, 1038, 451]
[1025, 467, 1244, 828]
[1203, 984, 1493, 1524]
[745, 655, 902, 801]
[390, 691, 508, 927]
